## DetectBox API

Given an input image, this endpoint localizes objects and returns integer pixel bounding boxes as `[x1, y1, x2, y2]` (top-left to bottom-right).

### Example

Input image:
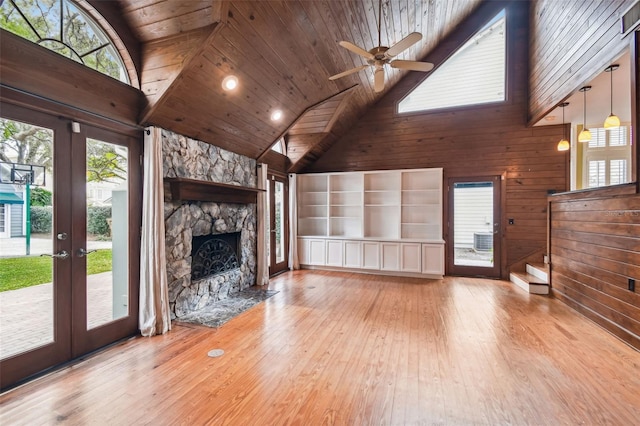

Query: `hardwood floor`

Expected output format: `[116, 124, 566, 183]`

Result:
[1, 271, 639, 424]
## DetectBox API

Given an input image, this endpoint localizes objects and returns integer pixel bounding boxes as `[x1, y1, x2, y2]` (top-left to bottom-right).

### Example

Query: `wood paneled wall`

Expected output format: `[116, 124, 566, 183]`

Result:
[528, 0, 636, 125]
[0, 29, 145, 130]
[306, 1, 566, 275]
[549, 185, 640, 350]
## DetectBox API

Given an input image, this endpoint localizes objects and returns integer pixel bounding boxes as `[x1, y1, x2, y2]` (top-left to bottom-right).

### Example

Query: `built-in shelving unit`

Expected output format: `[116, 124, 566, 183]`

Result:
[400, 169, 442, 240]
[298, 174, 329, 236]
[297, 168, 444, 278]
[329, 172, 363, 238]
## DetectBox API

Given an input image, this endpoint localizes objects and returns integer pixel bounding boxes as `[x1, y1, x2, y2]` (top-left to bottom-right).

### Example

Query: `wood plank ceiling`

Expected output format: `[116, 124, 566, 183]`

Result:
[118, 0, 481, 171]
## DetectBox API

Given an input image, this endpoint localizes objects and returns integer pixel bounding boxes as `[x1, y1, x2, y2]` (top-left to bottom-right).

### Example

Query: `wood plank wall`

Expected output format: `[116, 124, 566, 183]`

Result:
[528, 0, 636, 125]
[549, 185, 640, 350]
[306, 1, 566, 276]
[0, 29, 145, 130]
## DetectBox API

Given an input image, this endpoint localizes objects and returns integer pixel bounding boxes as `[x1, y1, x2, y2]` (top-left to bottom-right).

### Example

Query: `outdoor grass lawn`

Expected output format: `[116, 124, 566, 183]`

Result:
[0, 249, 112, 292]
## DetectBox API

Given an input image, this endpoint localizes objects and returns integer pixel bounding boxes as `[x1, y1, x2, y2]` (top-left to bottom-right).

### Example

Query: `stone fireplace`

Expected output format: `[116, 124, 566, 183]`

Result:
[162, 129, 257, 319]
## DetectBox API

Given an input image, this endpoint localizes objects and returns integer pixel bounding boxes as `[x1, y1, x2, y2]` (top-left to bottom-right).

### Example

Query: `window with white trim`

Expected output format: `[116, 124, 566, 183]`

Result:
[583, 126, 632, 188]
[398, 10, 506, 114]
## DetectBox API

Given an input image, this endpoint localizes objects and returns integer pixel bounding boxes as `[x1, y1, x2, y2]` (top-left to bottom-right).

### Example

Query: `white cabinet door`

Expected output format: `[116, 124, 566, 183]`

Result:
[401, 243, 422, 273]
[362, 241, 380, 269]
[326, 240, 344, 266]
[309, 239, 327, 265]
[344, 240, 362, 268]
[380, 242, 400, 271]
[422, 243, 444, 275]
[298, 238, 310, 265]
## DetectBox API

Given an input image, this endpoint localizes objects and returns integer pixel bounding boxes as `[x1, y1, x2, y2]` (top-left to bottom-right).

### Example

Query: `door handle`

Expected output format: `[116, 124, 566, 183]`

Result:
[77, 248, 97, 257]
[41, 250, 69, 260]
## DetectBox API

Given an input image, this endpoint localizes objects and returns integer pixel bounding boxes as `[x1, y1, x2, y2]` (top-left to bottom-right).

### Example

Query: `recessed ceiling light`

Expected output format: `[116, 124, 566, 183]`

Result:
[271, 110, 283, 121]
[222, 75, 238, 91]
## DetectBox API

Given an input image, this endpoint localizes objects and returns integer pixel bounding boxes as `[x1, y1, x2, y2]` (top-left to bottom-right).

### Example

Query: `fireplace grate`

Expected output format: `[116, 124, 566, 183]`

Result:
[192, 234, 240, 280]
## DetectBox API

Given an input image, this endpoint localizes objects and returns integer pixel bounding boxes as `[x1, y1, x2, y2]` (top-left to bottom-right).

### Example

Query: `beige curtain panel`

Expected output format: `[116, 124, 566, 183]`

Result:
[139, 127, 171, 336]
[256, 163, 269, 285]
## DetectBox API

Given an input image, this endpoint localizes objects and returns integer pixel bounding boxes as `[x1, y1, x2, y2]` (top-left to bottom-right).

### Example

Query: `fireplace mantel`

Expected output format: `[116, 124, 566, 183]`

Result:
[165, 177, 263, 204]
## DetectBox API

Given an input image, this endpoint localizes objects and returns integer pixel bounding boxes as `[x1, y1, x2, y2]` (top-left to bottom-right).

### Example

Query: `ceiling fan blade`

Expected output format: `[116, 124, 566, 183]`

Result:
[374, 68, 385, 93]
[385, 32, 422, 58]
[338, 41, 374, 60]
[390, 60, 434, 72]
[329, 65, 369, 81]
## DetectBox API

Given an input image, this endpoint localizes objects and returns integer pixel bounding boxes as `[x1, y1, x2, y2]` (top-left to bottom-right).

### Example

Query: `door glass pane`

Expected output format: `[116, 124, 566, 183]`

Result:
[453, 182, 494, 267]
[275, 181, 285, 264]
[86, 138, 128, 329]
[266, 183, 271, 266]
[0, 117, 54, 359]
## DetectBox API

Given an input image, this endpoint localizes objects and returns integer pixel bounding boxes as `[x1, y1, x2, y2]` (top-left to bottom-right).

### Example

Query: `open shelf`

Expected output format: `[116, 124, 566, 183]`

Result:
[298, 168, 442, 242]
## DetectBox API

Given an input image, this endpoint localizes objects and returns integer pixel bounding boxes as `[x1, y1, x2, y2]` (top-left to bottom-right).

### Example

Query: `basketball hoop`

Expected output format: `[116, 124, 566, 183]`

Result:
[0, 162, 46, 187]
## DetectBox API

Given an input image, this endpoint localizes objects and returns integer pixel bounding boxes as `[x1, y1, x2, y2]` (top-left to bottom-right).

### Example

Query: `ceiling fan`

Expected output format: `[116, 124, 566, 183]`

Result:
[329, 0, 434, 92]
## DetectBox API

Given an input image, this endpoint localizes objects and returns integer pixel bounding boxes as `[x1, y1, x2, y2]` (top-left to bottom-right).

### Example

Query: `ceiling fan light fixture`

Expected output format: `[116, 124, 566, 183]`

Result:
[222, 75, 238, 91]
[603, 64, 620, 129]
[328, 0, 432, 89]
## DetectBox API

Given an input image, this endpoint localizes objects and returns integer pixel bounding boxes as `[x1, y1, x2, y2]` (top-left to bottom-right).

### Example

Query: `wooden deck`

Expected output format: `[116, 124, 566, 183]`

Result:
[1, 270, 639, 424]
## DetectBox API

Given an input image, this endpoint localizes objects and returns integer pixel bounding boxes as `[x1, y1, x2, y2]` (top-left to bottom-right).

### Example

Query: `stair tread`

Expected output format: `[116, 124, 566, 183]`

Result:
[511, 271, 548, 285]
[528, 262, 549, 271]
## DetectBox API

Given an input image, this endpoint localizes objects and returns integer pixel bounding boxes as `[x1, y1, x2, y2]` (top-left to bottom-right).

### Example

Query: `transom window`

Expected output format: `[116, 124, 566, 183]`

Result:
[0, 0, 129, 84]
[398, 10, 506, 114]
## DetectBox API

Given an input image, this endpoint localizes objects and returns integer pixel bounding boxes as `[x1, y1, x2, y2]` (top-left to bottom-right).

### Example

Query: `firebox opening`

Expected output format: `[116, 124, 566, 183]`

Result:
[191, 232, 241, 281]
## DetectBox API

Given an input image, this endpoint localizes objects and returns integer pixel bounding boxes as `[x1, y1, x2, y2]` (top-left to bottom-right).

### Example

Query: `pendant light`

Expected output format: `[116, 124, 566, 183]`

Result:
[557, 102, 570, 152]
[578, 86, 592, 142]
[603, 64, 620, 129]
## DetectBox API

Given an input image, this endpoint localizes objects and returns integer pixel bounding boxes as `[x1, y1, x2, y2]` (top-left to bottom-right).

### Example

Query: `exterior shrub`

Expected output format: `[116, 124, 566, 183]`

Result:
[87, 206, 112, 236]
[30, 206, 52, 233]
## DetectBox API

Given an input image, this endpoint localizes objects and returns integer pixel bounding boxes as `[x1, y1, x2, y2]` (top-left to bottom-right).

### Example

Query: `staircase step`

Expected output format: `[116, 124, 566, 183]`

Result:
[526, 263, 549, 283]
[510, 272, 549, 295]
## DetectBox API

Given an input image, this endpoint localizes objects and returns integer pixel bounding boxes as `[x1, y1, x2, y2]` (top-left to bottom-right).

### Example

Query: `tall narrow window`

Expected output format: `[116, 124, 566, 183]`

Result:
[398, 10, 506, 114]
[0, 0, 129, 84]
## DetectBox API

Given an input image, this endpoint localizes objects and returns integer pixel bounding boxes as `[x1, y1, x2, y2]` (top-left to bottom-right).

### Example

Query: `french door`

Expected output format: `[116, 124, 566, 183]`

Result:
[268, 172, 288, 276]
[447, 175, 502, 278]
[0, 104, 141, 390]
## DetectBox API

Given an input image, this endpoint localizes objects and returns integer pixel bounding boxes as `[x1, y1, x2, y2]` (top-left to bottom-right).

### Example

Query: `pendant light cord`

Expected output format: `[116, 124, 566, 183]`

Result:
[583, 89, 587, 129]
[610, 68, 613, 115]
[562, 105, 566, 139]
[378, 0, 382, 47]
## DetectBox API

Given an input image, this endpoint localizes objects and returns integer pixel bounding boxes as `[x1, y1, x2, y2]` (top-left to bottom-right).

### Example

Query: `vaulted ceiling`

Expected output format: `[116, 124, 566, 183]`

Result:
[116, 0, 482, 171]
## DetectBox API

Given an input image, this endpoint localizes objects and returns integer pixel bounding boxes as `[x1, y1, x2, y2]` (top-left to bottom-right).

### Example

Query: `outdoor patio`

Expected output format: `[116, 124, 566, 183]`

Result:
[0, 237, 116, 359]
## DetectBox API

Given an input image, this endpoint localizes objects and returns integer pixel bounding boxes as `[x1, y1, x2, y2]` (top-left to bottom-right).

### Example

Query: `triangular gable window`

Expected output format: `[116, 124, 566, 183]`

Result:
[398, 10, 506, 114]
[270, 138, 286, 155]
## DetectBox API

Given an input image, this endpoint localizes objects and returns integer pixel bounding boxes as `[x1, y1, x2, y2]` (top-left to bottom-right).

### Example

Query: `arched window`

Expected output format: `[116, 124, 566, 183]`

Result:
[1, 0, 131, 85]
